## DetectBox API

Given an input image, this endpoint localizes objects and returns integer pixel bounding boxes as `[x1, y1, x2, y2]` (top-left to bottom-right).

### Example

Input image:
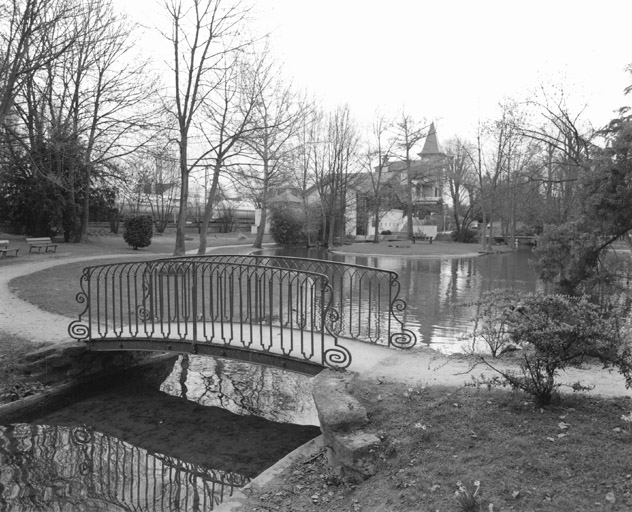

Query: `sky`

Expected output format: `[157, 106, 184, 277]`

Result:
[119, 0, 632, 144]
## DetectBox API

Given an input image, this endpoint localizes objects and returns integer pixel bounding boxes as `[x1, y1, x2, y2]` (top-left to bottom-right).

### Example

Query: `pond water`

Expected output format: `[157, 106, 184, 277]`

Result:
[0, 356, 320, 511]
[259, 246, 545, 353]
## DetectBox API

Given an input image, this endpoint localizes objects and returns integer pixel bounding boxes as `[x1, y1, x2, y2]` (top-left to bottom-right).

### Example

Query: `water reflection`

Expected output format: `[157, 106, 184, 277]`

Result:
[0, 423, 248, 512]
[396, 250, 545, 352]
[260, 247, 544, 353]
[2, 356, 322, 511]
[160, 355, 319, 425]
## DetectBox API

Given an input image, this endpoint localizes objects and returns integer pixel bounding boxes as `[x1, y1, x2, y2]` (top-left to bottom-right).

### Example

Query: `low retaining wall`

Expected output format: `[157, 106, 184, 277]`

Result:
[20, 341, 153, 379]
[312, 370, 382, 482]
[0, 342, 168, 422]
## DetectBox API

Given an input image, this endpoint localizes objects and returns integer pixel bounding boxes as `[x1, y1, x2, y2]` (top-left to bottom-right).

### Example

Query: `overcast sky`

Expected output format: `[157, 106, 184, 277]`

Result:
[121, 0, 632, 142]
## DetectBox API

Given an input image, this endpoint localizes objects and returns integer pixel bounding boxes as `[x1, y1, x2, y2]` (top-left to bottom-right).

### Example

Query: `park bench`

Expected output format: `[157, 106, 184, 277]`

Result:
[26, 237, 58, 253]
[0, 240, 19, 258]
[386, 234, 412, 248]
[386, 232, 434, 247]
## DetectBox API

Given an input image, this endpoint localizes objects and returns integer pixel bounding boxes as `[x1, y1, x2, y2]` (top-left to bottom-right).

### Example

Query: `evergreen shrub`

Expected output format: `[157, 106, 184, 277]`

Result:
[269, 205, 306, 246]
[123, 215, 153, 250]
[451, 228, 478, 243]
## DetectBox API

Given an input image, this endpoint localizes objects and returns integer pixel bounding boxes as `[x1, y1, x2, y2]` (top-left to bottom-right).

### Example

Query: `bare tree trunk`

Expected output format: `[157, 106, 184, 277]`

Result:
[406, 162, 414, 242]
[511, 179, 517, 247]
[174, 148, 189, 256]
[320, 204, 327, 246]
[487, 196, 494, 251]
[480, 208, 487, 250]
[372, 207, 380, 243]
[253, 167, 268, 249]
[198, 162, 221, 254]
[80, 165, 91, 242]
[327, 208, 336, 247]
[254, 204, 267, 249]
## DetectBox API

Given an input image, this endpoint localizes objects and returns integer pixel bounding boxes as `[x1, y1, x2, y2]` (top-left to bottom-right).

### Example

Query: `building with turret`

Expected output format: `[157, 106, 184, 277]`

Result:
[352, 122, 447, 237]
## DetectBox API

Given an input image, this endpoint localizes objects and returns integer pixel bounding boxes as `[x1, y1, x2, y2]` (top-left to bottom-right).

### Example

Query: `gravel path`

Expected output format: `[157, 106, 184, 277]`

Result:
[0, 244, 257, 346]
[0, 254, 145, 346]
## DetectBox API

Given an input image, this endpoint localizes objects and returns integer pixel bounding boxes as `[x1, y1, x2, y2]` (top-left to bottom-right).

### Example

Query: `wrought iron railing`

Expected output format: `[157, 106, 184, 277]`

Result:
[161, 255, 417, 349]
[68, 256, 417, 370]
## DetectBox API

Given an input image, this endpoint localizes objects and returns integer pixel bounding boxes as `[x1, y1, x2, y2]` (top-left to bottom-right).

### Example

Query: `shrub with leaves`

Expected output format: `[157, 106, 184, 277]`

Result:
[269, 204, 306, 247]
[451, 228, 478, 243]
[473, 291, 629, 405]
[531, 221, 604, 296]
[469, 289, 517, 357]
[123, 215, 153, 250]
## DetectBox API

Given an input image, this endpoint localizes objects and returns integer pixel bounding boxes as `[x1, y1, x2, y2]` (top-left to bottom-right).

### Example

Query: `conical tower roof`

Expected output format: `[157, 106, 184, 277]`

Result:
[419, 122, 442, 156]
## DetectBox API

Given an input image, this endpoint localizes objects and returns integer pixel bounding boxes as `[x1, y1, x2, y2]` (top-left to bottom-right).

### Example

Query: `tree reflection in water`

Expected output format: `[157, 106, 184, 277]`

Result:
[0, 423, 248, 511]
[161, 355, 319, 425]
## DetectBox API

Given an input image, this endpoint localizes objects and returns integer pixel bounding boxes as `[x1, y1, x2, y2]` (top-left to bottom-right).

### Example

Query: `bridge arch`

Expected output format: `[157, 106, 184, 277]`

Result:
[68, 255, 417, 373]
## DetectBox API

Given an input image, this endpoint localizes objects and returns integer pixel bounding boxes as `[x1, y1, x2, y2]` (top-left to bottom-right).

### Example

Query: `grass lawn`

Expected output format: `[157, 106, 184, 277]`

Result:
[10, 258, 141, 318]
[243, 377, 632, 512]
[0, 230, 259, 266]
[3, 231, 262, 317]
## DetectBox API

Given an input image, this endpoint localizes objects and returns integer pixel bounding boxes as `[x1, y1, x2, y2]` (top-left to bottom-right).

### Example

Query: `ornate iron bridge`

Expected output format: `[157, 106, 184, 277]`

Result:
[68, 255, 417, 373]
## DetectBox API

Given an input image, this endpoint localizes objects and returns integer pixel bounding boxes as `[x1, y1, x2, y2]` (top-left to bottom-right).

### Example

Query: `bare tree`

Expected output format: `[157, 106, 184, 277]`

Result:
[308, 110, 331, 245]
[239, 54, 306, 249]
[72, 0, 159, 241]
[393, 111, 426, 241]
[363, 113, 396, 243]
[0, 0, 76, 127]
[137, 146, 180, 232]
[3, 0, 157, 241]
[309, 105, 358, 247]
[444, 138, 477, 240]
[519, 87, 595, 225]
[161, 0, 250, 255]
[196, 53, 258, 254]
[324, 106, 357, 246]
[497, 129, 539, 244]
[287, 103, 320, 246]
[465, 102, 527, 250]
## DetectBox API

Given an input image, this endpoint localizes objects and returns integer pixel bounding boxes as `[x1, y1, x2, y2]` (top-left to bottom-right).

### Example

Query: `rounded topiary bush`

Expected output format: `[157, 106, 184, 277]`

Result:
[123, 215, 153, 250]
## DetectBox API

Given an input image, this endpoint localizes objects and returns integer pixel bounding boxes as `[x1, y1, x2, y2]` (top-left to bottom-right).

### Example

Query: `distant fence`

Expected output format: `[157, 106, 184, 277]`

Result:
[86, 221, 254, 234]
